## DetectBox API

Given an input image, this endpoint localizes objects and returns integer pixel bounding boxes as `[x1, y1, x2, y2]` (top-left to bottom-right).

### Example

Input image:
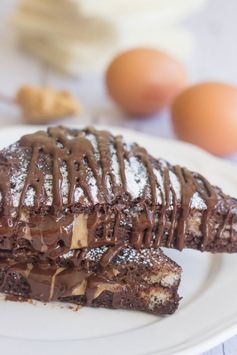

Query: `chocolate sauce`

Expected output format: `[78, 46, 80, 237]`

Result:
[0, 126, 235, 254]
[100, 244, 123, 267]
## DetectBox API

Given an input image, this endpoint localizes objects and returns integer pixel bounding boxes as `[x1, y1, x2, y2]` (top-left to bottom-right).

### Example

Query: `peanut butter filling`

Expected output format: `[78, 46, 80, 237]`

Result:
[92, 283, 123, 300]
[71, 279, 87, 296]
[25, 263, 33, 278]
[70, 214, 88, 249]
[49, 267, 65, 301]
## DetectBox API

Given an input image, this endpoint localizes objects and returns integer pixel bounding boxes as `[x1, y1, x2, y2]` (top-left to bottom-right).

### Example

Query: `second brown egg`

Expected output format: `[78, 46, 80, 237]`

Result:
[106, 48, 188, 117]
[171, 82, 237, 156]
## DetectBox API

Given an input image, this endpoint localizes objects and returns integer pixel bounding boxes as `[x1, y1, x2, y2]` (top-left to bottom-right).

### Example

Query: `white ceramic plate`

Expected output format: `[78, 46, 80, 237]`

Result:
[1, 125, 237, 355]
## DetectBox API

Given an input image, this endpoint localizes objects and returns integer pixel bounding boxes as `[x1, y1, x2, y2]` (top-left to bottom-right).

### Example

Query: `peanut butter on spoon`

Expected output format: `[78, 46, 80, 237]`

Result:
[16, 85, 81, 124]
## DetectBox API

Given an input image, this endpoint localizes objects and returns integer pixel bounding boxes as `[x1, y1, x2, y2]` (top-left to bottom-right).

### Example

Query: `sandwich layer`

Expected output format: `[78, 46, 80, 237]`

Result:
[0, 126, 236, 257]
[0, 246, 181, 315]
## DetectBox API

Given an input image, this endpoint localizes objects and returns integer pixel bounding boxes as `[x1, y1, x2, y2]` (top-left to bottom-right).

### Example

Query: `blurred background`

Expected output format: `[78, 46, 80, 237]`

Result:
[1, 0, 237, 153]
[1, 1, 237, 354]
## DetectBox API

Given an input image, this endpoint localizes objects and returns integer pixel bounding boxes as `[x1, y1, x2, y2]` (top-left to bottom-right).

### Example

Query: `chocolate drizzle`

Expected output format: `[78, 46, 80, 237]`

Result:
[0, 126, 236, 254]
[19, 128, 106, 208]
[100, 244, 124, 267]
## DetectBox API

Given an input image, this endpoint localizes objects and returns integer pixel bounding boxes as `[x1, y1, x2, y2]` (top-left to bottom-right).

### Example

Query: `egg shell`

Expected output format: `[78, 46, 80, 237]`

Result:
[171, 82, 237, 156]
[106, 48, 187, 116]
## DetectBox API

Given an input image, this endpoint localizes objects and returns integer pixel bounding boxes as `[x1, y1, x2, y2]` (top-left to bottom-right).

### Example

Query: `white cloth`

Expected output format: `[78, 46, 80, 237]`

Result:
[11, 0, 208, 75]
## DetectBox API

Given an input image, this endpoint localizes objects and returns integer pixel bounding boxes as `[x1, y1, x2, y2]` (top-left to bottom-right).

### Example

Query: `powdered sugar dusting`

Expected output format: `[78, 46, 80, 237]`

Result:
[8, 144, 29, 208]
[125, 157, 147, 198]
[85, 133, 98, 154]
[154, 169, 164, 204]
[154, 163, 206, 210]
[5, 142, 19, 154]
[110, 144, 121, 186]
[87, 167, 99, 203]
[61, 250, 75, 260]
[85, 246, 169, 268]
[169, 171, 181, 200]
[24, 187, 35, 206]
[85, 246, 108, 263]
[190, 192, 207, 209]
[45, 174, 53, 205]
[114, 248, 164, 267]
[85, 133, 102, 175]
[60, 161, 69, 204]
[74, 186, 84, 203]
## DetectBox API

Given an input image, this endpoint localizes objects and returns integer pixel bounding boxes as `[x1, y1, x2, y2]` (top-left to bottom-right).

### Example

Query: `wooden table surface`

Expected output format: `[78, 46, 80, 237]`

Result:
[1, 1, 237, 354]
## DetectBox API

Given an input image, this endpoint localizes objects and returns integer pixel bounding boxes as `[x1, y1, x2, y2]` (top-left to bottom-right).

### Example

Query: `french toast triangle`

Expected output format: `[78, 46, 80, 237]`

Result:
[0, 126, 235, 256]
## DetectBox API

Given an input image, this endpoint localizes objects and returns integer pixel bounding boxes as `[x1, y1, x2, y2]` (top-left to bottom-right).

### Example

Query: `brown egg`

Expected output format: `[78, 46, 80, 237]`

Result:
[171, 82, 237, 156]
[106, 48, 187, 116]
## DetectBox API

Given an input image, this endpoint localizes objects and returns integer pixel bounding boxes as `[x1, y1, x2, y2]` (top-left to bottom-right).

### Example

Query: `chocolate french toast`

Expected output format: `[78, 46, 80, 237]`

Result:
[0, 125, 236, 264]
[0, 246, 181, 315]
